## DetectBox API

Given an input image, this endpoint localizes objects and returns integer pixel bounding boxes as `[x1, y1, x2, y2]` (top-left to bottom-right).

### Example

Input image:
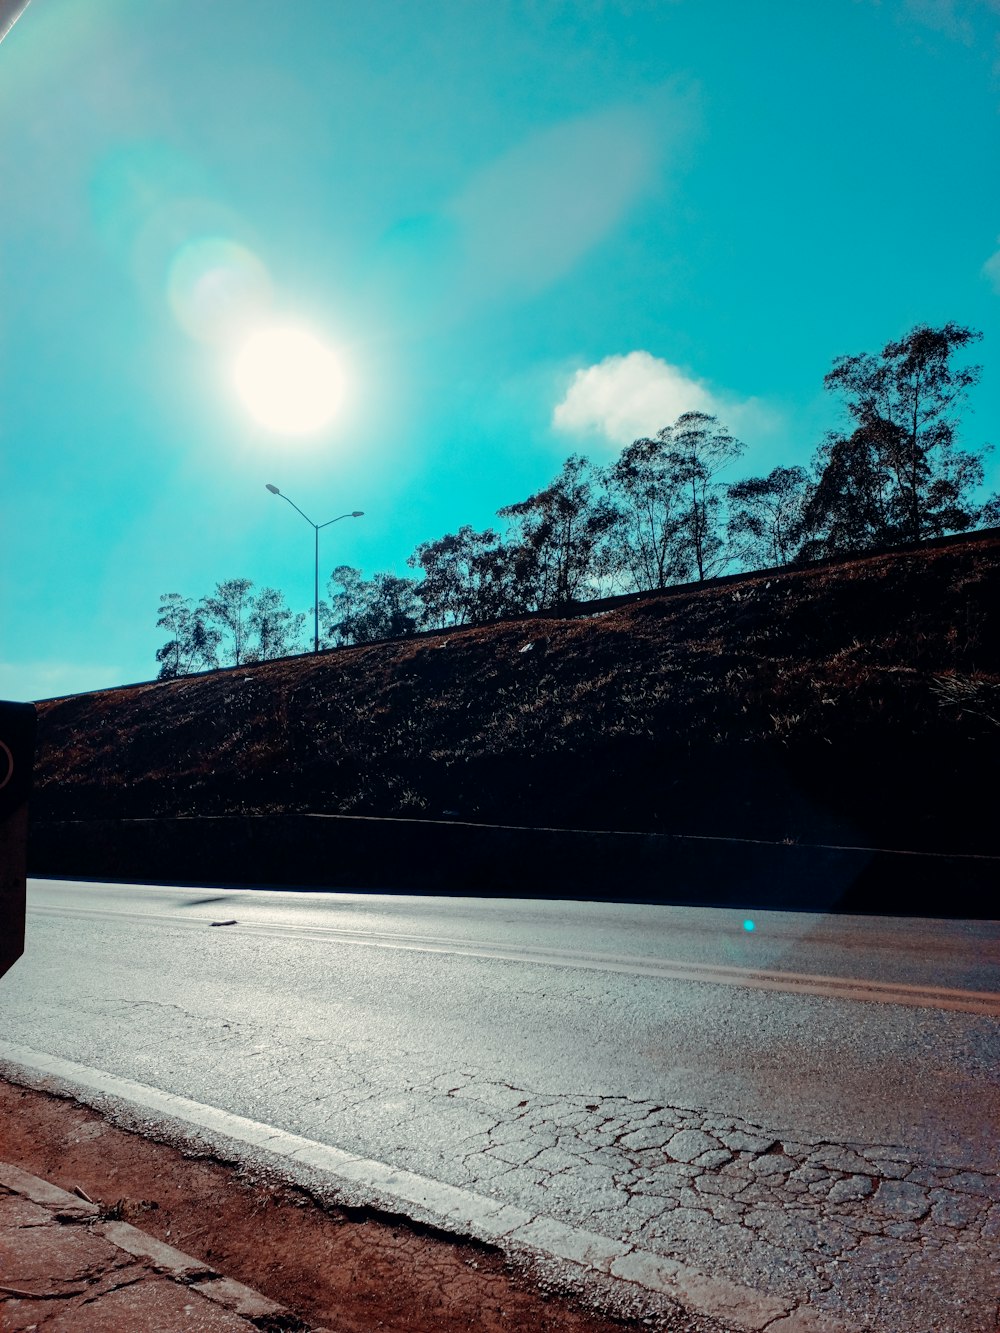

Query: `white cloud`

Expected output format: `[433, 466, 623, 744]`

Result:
[903, 0, 977, 43]
[871, 0, 1000, 44]
[0, 661, 124, 703]
[983, 242, 1000, 293]
[859, 1, 1000, 57]
[552, 350, 775, 447]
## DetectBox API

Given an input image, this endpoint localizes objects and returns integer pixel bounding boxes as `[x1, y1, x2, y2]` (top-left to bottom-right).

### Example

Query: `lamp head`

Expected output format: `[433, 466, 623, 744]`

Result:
[265, 483, 280, 495]
[352, 511, 364, 517]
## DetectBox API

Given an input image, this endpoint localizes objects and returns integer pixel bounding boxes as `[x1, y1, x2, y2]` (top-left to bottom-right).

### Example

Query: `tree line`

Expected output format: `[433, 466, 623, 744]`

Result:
[156, 322, 997, 677]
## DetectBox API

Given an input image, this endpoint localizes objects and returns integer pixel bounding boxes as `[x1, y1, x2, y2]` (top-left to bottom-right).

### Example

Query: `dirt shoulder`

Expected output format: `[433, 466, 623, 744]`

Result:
[0, 1078, 727, 1333]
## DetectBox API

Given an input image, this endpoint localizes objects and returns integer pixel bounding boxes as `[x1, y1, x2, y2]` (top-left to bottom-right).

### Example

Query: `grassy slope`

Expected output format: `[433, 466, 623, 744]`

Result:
[32, 532, 1000, 854]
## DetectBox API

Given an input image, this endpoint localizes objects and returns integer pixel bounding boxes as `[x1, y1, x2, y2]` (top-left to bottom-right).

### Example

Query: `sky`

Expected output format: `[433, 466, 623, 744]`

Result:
[1, 0, 999, 701]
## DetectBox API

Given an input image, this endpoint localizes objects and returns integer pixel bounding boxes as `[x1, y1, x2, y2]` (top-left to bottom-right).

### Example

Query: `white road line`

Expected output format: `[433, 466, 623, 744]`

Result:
[28, 904, 1000, 1016]
[0, 1040, 844, 1333]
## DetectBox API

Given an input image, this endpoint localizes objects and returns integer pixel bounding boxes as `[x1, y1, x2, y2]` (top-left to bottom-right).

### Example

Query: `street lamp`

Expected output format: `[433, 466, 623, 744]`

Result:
[265, 484, 363, 653]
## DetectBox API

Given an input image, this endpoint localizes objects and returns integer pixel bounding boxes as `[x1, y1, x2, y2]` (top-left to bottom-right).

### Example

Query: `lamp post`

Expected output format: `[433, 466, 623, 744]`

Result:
[265, 484, 363, 653]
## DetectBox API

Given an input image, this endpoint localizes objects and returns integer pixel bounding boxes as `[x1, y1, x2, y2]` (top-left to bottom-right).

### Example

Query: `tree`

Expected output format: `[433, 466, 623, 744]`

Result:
[356, 573, 421, 642]
[155, 593, 194, 679]
[727, 465, 810, 570]
[320, 565, 365, 647]
[797, 429, 893, 560]
[199, 578, 256, 667]
[156, 583, 305, 676]
[248, 587, 305, 661]
[155, 593, 220, 679]
[468, 538, 538, 620]
[407, 525, 506, 628]
[497, 455, 617, 609]
[322, 567, 421, 644]
[666, 412, 744, 581]
[818, 322, 985, 546]
[604, 432, 687, 591]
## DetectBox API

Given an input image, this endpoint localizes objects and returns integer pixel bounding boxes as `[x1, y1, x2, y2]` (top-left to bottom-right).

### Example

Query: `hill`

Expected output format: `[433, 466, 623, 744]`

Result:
[29, 530, 1000, 860]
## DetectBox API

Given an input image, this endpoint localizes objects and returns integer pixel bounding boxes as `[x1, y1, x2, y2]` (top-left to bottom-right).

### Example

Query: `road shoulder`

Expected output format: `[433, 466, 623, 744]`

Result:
[0, 1076, 736, 1333]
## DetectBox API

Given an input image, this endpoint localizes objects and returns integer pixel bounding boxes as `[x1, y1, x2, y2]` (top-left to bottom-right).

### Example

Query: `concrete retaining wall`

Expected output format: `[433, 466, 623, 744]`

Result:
[26, 815, 998, 917]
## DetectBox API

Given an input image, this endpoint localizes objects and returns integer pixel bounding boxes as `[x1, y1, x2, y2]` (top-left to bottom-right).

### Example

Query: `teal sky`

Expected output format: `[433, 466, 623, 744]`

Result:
[2, 0, 999, 700]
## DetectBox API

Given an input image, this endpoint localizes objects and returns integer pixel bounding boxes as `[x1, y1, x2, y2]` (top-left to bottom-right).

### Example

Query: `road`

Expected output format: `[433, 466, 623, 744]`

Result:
[2, 879, 999, 1332]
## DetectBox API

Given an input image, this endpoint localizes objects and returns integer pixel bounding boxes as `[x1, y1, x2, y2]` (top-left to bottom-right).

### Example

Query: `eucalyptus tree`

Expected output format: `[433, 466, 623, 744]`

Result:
[407, 525, 507, 627]
[199, 578, 256, 667]
[727, 465, 810, 570]
[322, 567, 420, 644]
[249, 588, 306, 660]
[157, 581, 304, 672]
[604, 431, 687, 591]
[155, 593, 221, 678]
[497, 454, 617, 609]
[355, 573, 422, 641]
[818, 323, 984, 546]
[320, 565, 365, 647]
[798, 426, 905, 561]
[666, 412, 744, 581]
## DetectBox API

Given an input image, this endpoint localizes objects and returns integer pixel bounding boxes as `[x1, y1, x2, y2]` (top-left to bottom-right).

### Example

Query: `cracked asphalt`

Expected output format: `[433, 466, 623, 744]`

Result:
[438, 1076, 1000, 1331]
[2, 880, 998, 1333]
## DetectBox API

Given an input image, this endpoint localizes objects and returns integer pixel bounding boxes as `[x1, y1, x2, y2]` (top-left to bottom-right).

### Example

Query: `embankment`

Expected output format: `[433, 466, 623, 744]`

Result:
[27, 813, 998, 916]
[27, 529, 1000, 908]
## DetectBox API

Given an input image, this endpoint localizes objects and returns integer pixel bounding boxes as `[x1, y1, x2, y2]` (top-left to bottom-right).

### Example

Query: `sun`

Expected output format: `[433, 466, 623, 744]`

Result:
[231, 325, 345, 435]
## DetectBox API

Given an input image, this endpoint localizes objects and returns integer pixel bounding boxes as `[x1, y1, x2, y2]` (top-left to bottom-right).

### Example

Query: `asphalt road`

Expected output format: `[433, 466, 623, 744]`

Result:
[2, 879, 999, 1333]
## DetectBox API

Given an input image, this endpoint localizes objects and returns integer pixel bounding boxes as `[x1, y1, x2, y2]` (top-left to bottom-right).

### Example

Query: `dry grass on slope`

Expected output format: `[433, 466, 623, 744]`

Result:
[33, 532, 1000, 854]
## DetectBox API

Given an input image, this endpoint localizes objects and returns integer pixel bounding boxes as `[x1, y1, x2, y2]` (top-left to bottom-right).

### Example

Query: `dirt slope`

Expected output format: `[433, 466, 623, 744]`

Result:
[31, 532, 1000, 854]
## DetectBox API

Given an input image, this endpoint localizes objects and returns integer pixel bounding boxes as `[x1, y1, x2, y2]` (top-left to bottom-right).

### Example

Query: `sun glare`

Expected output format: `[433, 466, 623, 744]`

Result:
[232, 325, 345, 435]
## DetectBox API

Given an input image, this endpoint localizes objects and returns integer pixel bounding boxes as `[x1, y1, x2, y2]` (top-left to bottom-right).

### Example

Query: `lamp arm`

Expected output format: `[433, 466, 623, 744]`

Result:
[278, 493, 317, 528]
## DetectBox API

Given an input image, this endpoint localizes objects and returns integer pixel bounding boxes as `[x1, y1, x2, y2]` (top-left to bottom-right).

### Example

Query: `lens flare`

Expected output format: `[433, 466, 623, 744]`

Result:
[168, 237, 272, 345]
[231, 325, 344, 435]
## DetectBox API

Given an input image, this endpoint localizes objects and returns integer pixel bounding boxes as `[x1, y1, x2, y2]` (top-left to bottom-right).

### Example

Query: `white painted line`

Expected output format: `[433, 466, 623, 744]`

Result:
[29, 904, 1000, 1015]
[0, 1040, 852, 1333]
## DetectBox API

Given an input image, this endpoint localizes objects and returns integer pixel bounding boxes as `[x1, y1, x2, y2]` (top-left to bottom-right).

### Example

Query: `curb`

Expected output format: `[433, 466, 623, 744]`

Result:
[0, 1161, 337, 1332]
[0, 1042, 851, 1333]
